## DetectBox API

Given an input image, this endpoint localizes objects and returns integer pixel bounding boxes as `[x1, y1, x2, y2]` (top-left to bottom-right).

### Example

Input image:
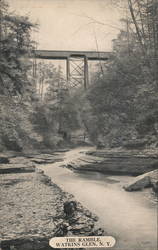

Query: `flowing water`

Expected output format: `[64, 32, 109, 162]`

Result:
[40, 147, 157, 250]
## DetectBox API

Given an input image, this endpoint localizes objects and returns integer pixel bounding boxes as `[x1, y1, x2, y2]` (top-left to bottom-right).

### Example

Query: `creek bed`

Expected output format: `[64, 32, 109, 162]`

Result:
[39, 147, 157, 250]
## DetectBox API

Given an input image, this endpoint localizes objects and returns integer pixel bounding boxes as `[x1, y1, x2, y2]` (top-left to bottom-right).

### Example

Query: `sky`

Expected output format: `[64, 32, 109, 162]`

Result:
[8, 0, 123, 52]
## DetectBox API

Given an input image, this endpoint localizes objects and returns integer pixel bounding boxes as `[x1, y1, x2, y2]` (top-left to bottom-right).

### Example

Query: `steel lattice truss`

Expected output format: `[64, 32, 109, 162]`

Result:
[67, 57, 85, 89]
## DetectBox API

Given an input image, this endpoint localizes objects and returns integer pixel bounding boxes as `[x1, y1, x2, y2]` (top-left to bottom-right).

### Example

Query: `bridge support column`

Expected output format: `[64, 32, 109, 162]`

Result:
[66, 57, 70, 84]
[32, 57, 37, 88]
[84, 56, 88, 90]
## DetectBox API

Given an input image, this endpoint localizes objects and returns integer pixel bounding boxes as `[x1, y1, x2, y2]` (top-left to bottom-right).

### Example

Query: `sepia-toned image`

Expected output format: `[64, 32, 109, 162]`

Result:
[0, 0, 157, 250]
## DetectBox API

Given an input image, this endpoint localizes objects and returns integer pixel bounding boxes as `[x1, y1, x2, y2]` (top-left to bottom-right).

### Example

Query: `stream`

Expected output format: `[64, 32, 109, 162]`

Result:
[39, 147, 157, 250]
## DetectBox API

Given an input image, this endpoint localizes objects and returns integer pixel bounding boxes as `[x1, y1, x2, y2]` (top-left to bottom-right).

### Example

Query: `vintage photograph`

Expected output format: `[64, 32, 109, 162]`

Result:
[0, 0, 157, 250]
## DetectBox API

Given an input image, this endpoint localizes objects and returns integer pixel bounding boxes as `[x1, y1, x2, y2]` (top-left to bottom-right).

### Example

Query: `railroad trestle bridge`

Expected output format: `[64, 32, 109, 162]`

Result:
[32, 50, 112, 89]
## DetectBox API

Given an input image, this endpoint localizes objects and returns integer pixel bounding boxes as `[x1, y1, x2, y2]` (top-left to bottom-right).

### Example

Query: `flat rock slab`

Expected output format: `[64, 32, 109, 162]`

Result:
[86, 148, 158, 157]
[24, 154, 64, 164]
[0, 162, 35, 174]
[0, 153, 64, 174]
[9, 157, 32, 165]
[68, 149, 158, 175]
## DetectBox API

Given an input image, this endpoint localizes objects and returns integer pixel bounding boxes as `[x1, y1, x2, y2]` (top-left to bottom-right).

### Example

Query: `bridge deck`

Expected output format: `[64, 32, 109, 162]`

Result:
[34, 50, 112, 60]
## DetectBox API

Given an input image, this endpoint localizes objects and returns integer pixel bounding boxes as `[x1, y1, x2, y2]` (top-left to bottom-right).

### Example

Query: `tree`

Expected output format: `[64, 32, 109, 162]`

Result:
[31, 63, 81, 148]
[0, 0, 36, 96]
[0, 0, 42, 152]
[81, 0, 158, 148]
[127, 0, 158, 83]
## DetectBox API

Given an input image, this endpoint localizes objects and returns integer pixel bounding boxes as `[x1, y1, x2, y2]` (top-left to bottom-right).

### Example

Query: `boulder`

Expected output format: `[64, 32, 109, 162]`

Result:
[149, 170, 158, 186]
[123, 169, 158, 191]
[152, 181, 158, 194]
[64, 200, 77, 217]
[123, 176, 151, 191]
[0, 157, 9, 164]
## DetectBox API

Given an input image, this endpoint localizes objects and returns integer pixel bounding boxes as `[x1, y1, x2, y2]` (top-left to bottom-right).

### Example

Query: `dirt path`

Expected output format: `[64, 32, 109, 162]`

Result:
[40, 147, 157, 250]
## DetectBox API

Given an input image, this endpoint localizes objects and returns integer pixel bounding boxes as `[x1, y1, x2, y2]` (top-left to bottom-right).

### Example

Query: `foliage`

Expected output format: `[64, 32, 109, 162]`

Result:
[31, 62, 81, 148]
[81, 0, 158, 148]
[0, 0, 41, 151]
[1, 0, 157, 151]
[0, 95, 42, 151]
[0, 0, 36, 96]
